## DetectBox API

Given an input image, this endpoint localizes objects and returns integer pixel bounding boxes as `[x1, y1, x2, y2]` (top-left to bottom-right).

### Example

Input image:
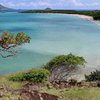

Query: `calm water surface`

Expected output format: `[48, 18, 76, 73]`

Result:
[0, 12, 100, 75]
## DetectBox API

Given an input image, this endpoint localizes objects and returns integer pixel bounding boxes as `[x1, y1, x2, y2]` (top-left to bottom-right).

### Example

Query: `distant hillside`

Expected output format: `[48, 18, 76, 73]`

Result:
[0, 4, 12, 10]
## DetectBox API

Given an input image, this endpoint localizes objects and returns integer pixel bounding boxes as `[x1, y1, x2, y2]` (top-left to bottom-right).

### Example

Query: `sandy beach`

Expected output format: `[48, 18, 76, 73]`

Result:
[69, 14, 100, 24]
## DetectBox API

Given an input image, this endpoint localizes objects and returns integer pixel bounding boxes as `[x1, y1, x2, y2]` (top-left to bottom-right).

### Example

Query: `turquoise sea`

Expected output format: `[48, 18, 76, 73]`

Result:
[0, 12, 100, 75]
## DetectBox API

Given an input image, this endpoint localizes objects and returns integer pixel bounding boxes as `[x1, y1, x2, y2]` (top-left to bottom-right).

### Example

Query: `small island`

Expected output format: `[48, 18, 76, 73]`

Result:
[45, 8, 52, 10]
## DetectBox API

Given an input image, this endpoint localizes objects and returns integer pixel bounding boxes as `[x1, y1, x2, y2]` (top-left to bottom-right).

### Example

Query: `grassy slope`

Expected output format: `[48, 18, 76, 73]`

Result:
[0, 77, 100, 100]
[41, 87, 100, 100]
[0, 77, 23, 90]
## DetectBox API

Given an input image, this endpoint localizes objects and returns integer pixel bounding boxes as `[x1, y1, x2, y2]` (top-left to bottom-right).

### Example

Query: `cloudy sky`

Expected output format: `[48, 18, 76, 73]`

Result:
[0, 0, 100, 10]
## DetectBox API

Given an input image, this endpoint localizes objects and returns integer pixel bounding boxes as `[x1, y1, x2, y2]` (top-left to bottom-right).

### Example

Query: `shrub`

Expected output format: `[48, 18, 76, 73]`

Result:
[8, 69, 50, 83]
[85, 70, 100, 81]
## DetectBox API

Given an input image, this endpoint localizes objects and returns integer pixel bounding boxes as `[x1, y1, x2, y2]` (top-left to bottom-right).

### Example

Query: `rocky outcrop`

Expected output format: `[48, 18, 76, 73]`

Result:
[97, 81, 100, 87]
[20, 82, 59, 100]
[41, 93, 59, 100]
[51, 79, 83, 89]
[0, 87, 5, 97]
[23, 82, 39, 91]
[20, 90, 59, 100]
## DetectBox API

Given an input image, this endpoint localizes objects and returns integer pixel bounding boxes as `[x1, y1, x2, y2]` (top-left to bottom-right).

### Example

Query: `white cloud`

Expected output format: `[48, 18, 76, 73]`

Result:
[0, 0, 100, 9]
[85, 2, 100, 6]
[0, 1, 51, 9]
[72, 0, 84, 6]
[0, 0, 84, 8]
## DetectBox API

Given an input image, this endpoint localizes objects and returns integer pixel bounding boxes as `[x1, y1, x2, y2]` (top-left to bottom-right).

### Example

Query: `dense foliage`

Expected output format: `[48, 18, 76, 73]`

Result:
[44, 53, 86, 71]
[8, 69, 50, 83]
[93, 11, 100, 20]
[0, 31, 31, 48]
[0, 30, 31, 58]
[21, 10, 100, 20]
[21, 10, 77, 14]
[85, 70, 100, 81]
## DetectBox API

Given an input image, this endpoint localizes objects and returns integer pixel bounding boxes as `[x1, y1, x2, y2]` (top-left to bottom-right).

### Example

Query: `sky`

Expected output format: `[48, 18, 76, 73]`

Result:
[0, 0, 100, 10]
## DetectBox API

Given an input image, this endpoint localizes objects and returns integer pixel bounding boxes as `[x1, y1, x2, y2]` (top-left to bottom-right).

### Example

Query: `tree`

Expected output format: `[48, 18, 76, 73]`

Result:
[0, 30, 31, 58]
[93, 11, 100, 20]
[44, 53, 86, 81]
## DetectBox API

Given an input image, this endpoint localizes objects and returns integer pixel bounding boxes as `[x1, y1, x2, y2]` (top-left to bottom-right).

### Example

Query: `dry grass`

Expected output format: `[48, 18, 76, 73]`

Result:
[40, 87, 100, 100]
[0, 77, 100, 100]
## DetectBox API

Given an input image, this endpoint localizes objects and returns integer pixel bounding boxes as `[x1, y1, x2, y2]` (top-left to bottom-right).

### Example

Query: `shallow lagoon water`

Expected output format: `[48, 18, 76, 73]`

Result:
[0, 13, 100, 75]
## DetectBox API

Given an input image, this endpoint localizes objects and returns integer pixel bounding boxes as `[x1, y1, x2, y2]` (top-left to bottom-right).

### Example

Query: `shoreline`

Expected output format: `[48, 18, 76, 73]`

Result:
[69, 14, 100, 24]
[41, 13, 100, 24]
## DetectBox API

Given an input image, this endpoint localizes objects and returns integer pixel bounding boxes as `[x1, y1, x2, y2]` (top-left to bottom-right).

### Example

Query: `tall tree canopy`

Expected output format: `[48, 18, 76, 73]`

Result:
[0, 30, 31, 58]
[44, 53, 86, 71]
[44, 53, 86, 81]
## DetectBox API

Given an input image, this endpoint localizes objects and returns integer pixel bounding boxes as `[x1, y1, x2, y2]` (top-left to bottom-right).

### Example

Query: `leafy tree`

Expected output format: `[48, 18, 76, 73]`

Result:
[93, 11, 100, 20]
[0, 30, 31, 58]
[44, 53, 86, 71]
[85, 70, 100, 81]
[44, 53, 86, 81]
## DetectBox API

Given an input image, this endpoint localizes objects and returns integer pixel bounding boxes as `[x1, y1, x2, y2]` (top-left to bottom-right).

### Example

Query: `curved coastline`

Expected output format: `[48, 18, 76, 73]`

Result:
[68, 14, 100, 24]
[21, 10, 100, 24]
[50, 13, 100, 24]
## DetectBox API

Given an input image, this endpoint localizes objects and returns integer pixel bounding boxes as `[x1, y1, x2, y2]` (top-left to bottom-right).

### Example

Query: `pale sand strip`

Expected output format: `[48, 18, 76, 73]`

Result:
[69, 14, 100, 24]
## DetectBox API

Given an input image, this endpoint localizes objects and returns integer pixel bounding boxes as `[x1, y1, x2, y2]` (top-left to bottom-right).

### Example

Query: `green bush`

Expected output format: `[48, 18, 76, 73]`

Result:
[44, 53, 86, 71]
[8, 69, 50, 83]
[85, 70, 100, 81]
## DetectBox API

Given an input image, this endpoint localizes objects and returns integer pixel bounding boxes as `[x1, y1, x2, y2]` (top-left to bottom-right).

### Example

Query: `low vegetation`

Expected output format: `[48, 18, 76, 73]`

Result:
[41, 87, 100, 100]
[1, 76, 100, 100]
[8, 69, 49, 83]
